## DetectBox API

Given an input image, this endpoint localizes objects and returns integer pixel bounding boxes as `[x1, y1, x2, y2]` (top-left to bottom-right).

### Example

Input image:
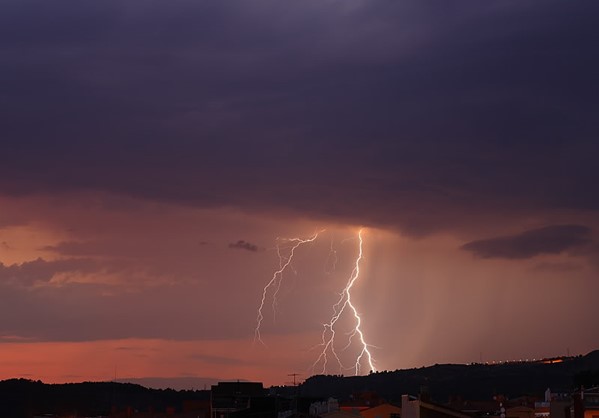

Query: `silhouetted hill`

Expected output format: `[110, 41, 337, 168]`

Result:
[300, 350, 599, 402]
[0, 379, 209, 418]
[116, 376, 220, 390]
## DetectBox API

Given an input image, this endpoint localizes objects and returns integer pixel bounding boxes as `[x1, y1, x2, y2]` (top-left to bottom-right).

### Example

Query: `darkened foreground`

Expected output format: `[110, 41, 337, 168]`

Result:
[0, 379, 210, 418]
[1, 350, 598, 418]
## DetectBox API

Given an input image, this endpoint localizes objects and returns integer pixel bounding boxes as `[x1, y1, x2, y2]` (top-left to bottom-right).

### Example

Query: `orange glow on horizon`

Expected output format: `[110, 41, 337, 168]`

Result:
[0, 335, 322, 386]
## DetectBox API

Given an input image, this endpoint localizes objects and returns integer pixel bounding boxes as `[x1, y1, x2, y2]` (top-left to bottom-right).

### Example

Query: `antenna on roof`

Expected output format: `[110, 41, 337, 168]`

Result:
[287, 373, 301, 386]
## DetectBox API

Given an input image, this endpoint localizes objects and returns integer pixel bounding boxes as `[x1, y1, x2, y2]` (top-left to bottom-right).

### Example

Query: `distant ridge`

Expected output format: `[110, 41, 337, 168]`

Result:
[116, 376, 221, 390]
[300, 350, 599, 402]
[577, 349, 599, 369]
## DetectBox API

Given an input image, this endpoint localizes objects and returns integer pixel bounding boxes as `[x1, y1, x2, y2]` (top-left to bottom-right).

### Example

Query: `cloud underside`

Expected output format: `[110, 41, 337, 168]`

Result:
[0, 1, 597, 234]
[461, 225, 592, 259]
[0, 257, 99, 286]
[228, 240, 259, 252]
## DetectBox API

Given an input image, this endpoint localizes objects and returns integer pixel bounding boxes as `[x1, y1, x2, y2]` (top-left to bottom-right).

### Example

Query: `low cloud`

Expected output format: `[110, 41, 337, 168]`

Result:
[228, 240, 259, 252]
[0, 257, 98, 286]
[189, 353, 248, 366]
[41, 241, 104, 257]
[0, 335, 35, 343]
[461, 225, 592, 259]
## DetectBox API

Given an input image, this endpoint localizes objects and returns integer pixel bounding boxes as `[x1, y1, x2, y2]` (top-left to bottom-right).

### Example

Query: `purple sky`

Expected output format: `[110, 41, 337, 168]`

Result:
[1, 0, 598, 387]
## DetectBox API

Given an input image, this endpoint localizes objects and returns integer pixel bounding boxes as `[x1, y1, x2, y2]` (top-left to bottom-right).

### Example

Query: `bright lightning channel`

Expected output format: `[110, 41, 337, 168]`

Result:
[254, 231, 322, 346]
[312, 228, 376, 375]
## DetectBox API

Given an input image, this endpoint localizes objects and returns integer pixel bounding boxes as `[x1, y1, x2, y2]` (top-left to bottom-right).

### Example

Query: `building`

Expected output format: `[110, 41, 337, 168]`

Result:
[211, 382, 266, 418]
[402, 395, 471, 418]
[310, 398, 340, 416]
[571, 387, 599, 418]
[506, 406, 535, 418]
[360, 403, 401, 418]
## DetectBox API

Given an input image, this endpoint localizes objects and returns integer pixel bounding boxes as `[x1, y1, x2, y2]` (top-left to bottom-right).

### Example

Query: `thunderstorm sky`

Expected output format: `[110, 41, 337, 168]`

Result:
[1, 0, 599, 387]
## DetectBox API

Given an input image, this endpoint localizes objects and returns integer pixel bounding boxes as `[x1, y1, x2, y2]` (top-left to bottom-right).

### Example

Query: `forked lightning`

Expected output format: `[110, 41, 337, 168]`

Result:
[254, 228, 377, 375]
[254, 231, 322, 345]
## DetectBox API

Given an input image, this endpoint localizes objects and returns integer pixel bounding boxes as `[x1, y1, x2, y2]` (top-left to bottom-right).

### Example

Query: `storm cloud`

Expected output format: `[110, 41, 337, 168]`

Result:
[0, 0, 597, 234]
[461, 225, 593, 259]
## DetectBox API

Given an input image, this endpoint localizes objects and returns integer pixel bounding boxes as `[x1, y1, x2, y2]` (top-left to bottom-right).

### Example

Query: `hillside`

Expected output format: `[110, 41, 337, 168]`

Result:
[0, 379, 209, 418]
[300, 350, 599, 402]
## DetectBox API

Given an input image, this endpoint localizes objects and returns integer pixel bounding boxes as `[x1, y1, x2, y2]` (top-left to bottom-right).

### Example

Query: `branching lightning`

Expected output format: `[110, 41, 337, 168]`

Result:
[311, 229, 376, 375]
[254, 228, 377, 376]
[254, 231, 322, 345]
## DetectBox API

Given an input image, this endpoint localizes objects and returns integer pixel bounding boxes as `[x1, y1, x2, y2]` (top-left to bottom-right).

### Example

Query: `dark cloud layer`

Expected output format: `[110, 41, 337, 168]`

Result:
[228, 240, 259, 252]
[461, 225, 592, 259]
[1, 0, 598, 234]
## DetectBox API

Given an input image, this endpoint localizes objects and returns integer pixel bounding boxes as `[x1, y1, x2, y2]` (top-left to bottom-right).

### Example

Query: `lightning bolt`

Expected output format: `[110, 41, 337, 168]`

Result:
[254, 228, 377, 376]
[312, 228, 376, 375]
[254, 231, 322, 345]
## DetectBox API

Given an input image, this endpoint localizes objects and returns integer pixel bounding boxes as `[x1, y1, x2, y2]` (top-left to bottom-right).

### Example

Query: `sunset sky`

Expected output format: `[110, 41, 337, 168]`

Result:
[1, 0, 599, 388]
